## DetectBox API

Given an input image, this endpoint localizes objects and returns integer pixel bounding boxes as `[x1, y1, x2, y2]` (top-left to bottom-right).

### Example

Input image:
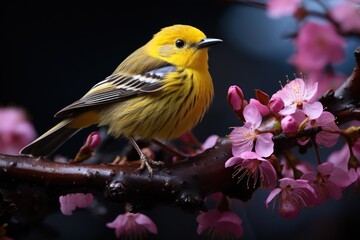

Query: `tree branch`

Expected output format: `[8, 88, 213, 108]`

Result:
[0, 139, 255, 213]
[319, 46, 360, 124]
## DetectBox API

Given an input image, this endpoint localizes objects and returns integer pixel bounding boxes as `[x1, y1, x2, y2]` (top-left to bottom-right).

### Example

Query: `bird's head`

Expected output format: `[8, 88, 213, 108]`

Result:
[145, 24, 222, 70]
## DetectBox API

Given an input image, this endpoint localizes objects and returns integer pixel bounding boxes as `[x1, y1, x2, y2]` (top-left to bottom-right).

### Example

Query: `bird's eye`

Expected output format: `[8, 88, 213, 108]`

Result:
[175, 39, 185, 48]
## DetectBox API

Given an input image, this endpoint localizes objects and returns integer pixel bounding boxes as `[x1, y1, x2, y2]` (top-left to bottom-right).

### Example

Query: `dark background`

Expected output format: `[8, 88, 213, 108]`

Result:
[2, 1, 360, 239]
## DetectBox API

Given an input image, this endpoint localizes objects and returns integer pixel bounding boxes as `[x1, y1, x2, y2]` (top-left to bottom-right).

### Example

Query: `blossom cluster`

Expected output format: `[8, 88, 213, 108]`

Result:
[0, 107, 37, 155]
[195, 74, 359, 238]
[196, 1, 360, 236]
[228, 77, 359, 218]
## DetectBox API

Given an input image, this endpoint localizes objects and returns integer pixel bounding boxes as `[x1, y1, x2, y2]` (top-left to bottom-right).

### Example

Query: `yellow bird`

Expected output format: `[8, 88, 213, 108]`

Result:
[20, 24, 222, 176]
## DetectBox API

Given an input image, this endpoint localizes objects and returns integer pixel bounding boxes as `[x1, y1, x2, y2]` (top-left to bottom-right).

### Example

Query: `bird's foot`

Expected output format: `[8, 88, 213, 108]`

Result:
[136, 154, 164, 179]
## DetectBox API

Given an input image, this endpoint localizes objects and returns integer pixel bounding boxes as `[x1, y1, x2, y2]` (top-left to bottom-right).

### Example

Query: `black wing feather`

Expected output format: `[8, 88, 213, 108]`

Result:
[54, 65, 176, 118]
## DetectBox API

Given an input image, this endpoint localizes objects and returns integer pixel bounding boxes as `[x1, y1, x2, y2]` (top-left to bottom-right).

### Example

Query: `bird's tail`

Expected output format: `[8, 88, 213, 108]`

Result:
[20, 118, 81, 157]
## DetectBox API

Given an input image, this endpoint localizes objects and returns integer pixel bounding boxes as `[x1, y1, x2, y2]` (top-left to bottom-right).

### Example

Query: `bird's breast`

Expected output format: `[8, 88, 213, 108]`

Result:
[98, 68, 214, 141]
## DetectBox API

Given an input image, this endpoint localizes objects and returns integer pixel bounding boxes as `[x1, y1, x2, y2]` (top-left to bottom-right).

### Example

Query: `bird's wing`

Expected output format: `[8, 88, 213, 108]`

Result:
[54, 56, 176, 118]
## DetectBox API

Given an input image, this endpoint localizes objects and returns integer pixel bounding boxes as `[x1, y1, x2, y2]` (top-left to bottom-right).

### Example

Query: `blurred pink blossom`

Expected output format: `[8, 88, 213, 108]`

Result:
[328, 131, 360, 184]
[59, 193, 94, 215]
[307, 72, 346, 100]
[265, 178, 317, 219]
[229, 103, 274, 157]
[204, 192, 244, 210]
[327, 142, 352, 172]
[0, 107, 37, 155]
[289, 21, 346, 72]
[266, 0, 302, 18]
[204, 192, 224, 204]
[106, 212, 157, 239]
[196, 209, 244, 239]
[225, 151, 277, 189]
[330, 0, 360, 33]
[309, 111, 340, 147]
[301, 162, 352, 205]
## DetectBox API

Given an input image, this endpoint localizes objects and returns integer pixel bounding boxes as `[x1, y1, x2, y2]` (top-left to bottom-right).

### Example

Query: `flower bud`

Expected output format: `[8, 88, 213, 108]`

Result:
[85, 131, 102, 150]
[269, 97, 284, 113]
[227, 85, 244, 112]
[281, 115, 299, 135]
[249, 98, 270, 116]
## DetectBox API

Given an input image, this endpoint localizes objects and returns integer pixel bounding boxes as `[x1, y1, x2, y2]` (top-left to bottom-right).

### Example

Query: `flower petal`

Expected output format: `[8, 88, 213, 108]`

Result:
[303, 102, 323, 119]
[135, 214, 158, 234]
[265, 188, 281, 207]
[59, 193, 93, 216]
[255, 133, 274, 157]
[225, 156, 243, 168]
[243, 103, 262, 128]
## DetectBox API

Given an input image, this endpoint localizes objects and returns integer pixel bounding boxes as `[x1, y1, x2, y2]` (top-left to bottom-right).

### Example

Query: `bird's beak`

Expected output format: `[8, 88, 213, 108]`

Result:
[195, 38, 223, 49]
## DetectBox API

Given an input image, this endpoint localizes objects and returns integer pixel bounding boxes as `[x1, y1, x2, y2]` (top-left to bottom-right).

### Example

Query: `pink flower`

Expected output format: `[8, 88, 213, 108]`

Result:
[196, 209, 244, 239]
[229, 103, 274, 157]
[0, 107, 37, 155]
[289, 21, 346, 72]
[272, 78, 323, 119]
[330, 1, 360, 33]
[328, 134, 360, 184]
[327, 143, 352, 172]
[301, 162, 352, 205]
[59, 193, 94, 215]
[265, 178, 317, 219]
[225, 151, 277, 189]
[310, 111, 340, 147]
[106, 212, 157, 239]
[299, 111, 340, 147]
[266, 0, 302, 18]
